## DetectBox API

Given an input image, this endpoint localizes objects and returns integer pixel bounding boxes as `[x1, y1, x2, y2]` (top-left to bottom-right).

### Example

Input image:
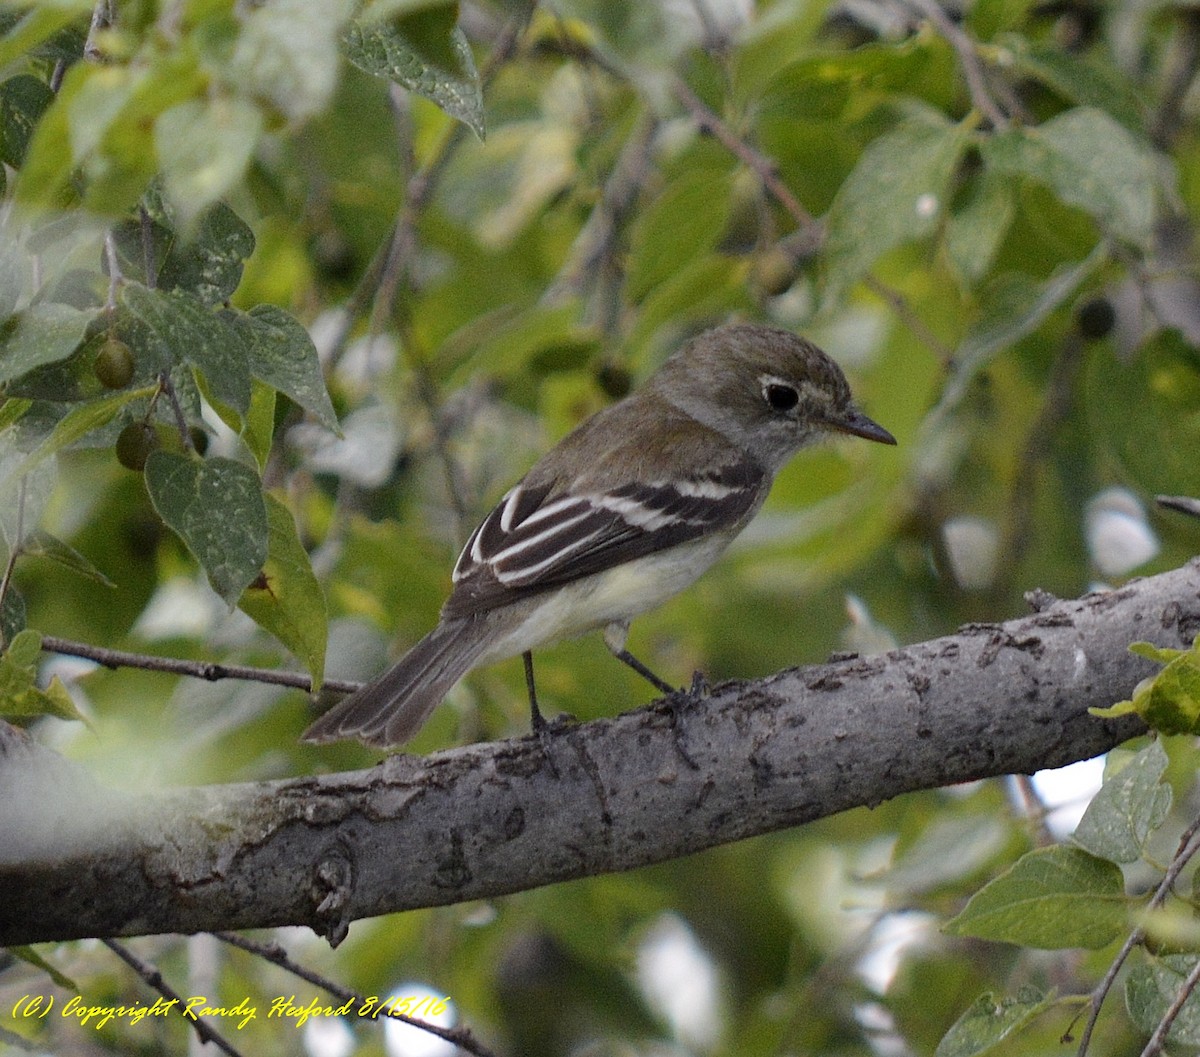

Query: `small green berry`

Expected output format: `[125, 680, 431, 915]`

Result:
[93, 338, 135, 389]
[115, 422, 160, 472]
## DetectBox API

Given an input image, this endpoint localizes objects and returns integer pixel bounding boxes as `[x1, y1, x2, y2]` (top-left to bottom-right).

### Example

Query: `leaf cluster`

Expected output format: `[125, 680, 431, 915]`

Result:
[1, 0, 1200, 1055]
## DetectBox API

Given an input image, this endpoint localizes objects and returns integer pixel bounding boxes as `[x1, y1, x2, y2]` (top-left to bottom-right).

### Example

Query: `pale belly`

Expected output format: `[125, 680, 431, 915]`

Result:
[477, 532, 735, 664]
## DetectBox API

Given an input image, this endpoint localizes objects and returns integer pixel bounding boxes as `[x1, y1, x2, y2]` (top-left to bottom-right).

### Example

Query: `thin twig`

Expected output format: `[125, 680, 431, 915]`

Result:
[83, 0, 114, 62]
[39, 634, 360, 695]
[361, 15, 530, 540]
[1157, 495, 1200, 520]
[543, 114, 659, 326]
[102, 939, 244, 1057]
[103, 231, 121, 310]
[1075, 810, 1200, 1056]
[1141, 954, 1200, 1056]
[140, 205, 157, 289]
[670, 75, 818, 231]
[1005, 774, 1055, 846]
[154, 371, 196, 453]
[1150, 8, 1200, 150]
[671, 75, 955, 362]
[327, 16, 529, 370]
[214, 933, 498, 1057]
[861, 274, 956, 363]
[901, 0, 1010, 128]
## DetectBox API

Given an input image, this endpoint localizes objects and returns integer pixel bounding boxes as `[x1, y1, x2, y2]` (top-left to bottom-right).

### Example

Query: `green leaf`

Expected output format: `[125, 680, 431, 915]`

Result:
[0, 7, 83, 70]
[143, 451, 268, 606]
[1073, 740, 1171, 863]
[945, 170, 1014, 286]
[0, 398, 32, 431]
[823, 113, 973, 301]
[0, 303, 94, 385]
[1131, 641, 1187, 665]
[626, 255, 750, 353]
[154, 200, 256, 306]
[1136, 653, 1200, 735]
[932, 247, 1104, 420]
[21, 529, 116, 588]
[76, 53, 205, 216]
[1002, 36, 1144, 132]
[155, 98, 265, 230]
[1089, 698, 1139, 720]
[235, 304, 338, 432]
[6, 627, 40, 668]
[754, 43, 942, 120]
[243, 379, 277, 471]
[981, 107, 1157, 247]
[122, 285, 251, 414]
[0, 235, 23, 322]
[0, 445, 54, 562]
[0, 629, 87, 724]
[944, 846, 1127, 949]
[1085, 331, 1200, 499]
[13, 385, 155, 479]
[12, 59, 91, 207]
[1093, 637, 1200, 735]
[344, 20, 485, 138]
[445, 300, 599, 387]
[935, 987, 1054, 1057]
[226, 0, 358, 122]
[7, 946, 80, 991]
[238, 494, 327, 689]
[0, 586, 26, 645]
[0, 74, 55, 167]
[359, 0, 459, 18]
[1127, 954, 1200, 1046]
[626, 169, 735, 302]
[878, 814, 1012, 896]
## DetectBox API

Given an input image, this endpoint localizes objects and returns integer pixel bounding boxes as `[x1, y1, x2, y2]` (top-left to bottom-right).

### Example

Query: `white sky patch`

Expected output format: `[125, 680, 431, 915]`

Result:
[1032, 756, 1107, 838]
[857, 910, 939, 994]
[290, 404, 403, 488]
[842, 593, 898, 656]
[635, 913, 725, 1052]
[1085, 487, 1159, 577]
[915, 192, 939, 218]
[133, 575, 219, 640]
[303, 1013, 355, 1057]
[942, 515, 999, 590]
[382, 982, 456, 1057]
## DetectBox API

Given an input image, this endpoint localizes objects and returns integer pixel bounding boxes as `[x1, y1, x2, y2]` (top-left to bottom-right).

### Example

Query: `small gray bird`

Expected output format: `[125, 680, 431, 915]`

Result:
[303, 322, 895, 749]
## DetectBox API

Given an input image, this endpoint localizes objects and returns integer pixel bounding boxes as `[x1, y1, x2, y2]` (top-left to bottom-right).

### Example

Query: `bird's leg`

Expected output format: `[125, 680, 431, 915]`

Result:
[605, 622, 702, 770]
[523, 650, 547, 733]
[603, 621, 679, 696]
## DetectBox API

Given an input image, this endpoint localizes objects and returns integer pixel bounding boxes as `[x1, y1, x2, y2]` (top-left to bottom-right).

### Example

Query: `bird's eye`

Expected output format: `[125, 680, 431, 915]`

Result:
[764, 383, 799, 412]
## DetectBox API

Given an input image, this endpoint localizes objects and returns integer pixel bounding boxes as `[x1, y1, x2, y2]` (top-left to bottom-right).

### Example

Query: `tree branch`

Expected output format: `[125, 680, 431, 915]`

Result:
[4, 561, 1199, 947]
[37, 635, 361, 695]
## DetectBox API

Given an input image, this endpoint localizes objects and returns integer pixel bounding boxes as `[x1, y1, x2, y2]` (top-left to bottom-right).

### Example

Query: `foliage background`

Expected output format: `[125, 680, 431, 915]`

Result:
[2, 0, 1200, 1054]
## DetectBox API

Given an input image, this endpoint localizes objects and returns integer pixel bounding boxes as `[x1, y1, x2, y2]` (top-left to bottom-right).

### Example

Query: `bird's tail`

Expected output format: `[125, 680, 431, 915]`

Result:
[301, 617, 494, 748]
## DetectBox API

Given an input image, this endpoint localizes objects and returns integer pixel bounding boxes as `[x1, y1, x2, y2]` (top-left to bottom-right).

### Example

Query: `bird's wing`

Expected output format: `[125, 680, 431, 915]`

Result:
[441, 454, 766, 619]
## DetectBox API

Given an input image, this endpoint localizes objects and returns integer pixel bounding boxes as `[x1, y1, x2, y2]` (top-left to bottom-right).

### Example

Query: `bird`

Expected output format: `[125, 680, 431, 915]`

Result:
[302, 322, 896, 749]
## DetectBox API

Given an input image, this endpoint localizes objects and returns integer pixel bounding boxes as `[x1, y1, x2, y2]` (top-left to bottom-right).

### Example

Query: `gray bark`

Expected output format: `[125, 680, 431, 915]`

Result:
[3, 559, 1198, 948]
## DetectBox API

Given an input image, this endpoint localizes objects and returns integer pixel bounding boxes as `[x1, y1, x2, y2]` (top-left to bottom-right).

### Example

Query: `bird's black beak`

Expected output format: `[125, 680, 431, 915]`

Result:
[825, 408, 897, 446]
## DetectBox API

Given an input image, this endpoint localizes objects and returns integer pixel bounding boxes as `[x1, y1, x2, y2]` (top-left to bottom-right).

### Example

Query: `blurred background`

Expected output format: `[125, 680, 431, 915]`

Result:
[3, 0, 1200, 1053]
